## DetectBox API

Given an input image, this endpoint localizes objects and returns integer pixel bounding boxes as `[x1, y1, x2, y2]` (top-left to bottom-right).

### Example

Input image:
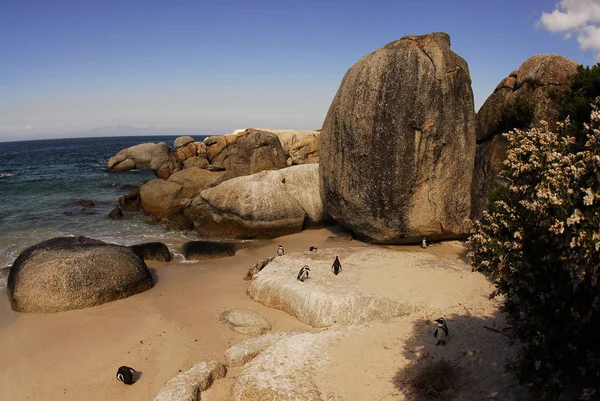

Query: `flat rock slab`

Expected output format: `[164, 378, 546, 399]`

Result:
[225, 331, 303, 367]
[219, 310, 271, 336]
[248, 247, 471, 328]
[229, 329, 351, 401]
[153, 360, 226, 401]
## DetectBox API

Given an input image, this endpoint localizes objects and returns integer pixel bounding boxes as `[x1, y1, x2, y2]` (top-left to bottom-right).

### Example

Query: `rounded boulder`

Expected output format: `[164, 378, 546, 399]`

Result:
[7, 236, 154, 313]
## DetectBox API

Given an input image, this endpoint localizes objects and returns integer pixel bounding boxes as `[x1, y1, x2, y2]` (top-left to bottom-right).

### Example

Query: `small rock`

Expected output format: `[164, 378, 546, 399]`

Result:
[108, 207, 123, 220]
[219, 310, 271, 336]
[76, 199, 95, 208]
[119, 188, 141, 212]
[129, 242, 172, 262]
[182, 240, 237, 260]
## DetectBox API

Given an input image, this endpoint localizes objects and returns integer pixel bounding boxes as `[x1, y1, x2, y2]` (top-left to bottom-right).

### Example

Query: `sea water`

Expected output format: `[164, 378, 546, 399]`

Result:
[0, 135, 205, 270]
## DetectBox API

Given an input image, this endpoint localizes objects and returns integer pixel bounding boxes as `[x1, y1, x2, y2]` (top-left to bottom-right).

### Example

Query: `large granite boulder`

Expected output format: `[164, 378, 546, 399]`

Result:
[320, 32, 476, 244]
[257, 129, 320, 165]
[471, 54, 578, 220]
[167, 167, 230, 198]
[129, 242, 172, 262]
[185, 164, 324, 239]
[174, 135, 194, 149]
[182, 240, 238, 260]
[140, 179, 183, 218]
[7, 236, 153, 313]
[106, 142, 181, 179]
[205, 129, 287, 176]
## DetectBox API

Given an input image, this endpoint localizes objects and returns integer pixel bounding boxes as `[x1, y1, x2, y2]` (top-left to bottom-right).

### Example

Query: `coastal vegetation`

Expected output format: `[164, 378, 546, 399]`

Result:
[469, 106, 600, 400]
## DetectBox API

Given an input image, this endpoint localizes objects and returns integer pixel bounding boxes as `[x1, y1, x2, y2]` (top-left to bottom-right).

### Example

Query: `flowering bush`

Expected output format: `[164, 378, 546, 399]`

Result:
[469, 104, 600, 400]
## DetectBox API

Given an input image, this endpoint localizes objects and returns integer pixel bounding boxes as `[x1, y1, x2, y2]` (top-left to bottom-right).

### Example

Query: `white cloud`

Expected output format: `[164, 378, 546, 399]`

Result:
[540, 0, 600, 60]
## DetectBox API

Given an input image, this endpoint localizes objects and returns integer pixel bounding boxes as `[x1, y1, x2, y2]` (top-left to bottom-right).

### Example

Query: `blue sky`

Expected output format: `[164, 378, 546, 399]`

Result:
[0, 0, 597, 141]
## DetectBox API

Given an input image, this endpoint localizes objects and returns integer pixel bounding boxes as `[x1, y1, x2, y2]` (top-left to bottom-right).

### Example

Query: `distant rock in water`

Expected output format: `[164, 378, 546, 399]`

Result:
[320, 32, 475, 243]
[106, 142, 181, 179]
[7, 236, 153, 313]
[119, 188, 141, 212]
[129, 242, 171, 262]
[120, 184, 139, 192]
[75, 199, 95, 208]
[471, 54, 578, 221]
[107, 206, 123, 220]
[182, 240, 238, 260]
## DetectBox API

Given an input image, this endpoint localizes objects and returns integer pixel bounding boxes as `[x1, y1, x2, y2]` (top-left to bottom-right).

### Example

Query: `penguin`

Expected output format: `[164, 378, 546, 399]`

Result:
[297, 265, 310, 282]
[309, 246, 318, 252]
[116, 366, 136, 385]
[277, 245, 284, 256]
[434, 317, 449, 346]
[331, 256, 342, 275]
[421, 237, 427, 248]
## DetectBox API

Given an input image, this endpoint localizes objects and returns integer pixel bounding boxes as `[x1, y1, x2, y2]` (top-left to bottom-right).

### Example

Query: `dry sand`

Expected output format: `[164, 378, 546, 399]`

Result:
[0, 228, 523, 400]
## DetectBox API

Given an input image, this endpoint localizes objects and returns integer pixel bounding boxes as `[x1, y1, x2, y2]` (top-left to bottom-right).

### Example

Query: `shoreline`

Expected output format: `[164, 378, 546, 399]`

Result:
[0, 228, 513, 400]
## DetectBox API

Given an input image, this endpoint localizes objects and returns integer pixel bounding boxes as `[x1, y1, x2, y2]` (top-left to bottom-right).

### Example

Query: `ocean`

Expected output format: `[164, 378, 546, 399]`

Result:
[0, 135, 206, 271]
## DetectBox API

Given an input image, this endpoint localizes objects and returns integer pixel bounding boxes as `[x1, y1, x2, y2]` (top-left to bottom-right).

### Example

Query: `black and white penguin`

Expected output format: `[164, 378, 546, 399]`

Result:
[309, 246, 317, 252]
[421, 237, 427, 248]
[434, 317, 449, 346]
[331, 256, 342, 275]
[277, 245, 285, 256]
[116, 366, 136, 385]
[297, 265, 310, 282]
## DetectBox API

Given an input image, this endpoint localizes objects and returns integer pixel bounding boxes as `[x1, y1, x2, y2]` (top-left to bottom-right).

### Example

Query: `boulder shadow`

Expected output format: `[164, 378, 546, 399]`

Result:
[132, 370, 142, 384]
[392, 311, 531, 400]
[148, 268, 159, 285]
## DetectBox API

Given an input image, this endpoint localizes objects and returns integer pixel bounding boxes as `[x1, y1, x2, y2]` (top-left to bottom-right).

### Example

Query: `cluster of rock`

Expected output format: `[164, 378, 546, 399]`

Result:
[104, 32, 580, 244]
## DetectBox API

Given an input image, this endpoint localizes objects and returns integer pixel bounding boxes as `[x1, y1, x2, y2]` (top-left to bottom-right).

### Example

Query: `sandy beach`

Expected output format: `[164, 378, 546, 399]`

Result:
[0, 228, 521, 400]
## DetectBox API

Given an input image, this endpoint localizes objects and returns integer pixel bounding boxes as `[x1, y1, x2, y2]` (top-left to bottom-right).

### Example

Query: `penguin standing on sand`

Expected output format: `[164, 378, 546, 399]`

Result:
[116, 366, 136, 385]
[309, 246, 317, 252]
[277, 245, 284, 256]
[434, 317, 449, 346]
[421, 237, 427, 248]
[332, 256, 342, 275]
[297, 265, 310, 282]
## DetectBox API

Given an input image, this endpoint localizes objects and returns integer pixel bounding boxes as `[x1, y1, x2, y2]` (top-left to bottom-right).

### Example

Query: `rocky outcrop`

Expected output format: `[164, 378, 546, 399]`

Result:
[248, 248, 412, 327]
[106, 142, 181, 179]
[471, 54, 578, 220]
[244, 257, 275, 280]
[140, 179, 183, 218]
[224, 331, 303, 367]
[107, 207, 123, 219]
[185, 164, 325, 239]
[129, 242, 172, 262]
[153, 361, 227, 401]
[182, 240, 238, 260]
[320, 32, 476, 244]
[174, 135, 195, 150]
[205, 129, 287, 175]
[7, 236, 153, 313]
[119, 188, 141, 212]
[167, 167, 230, 199]
[229, 330, 348, 401]
[219, 310, 272, 336]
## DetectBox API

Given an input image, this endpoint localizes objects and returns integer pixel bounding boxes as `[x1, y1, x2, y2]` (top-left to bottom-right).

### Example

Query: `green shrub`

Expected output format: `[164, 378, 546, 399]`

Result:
[560, 64, 600, 143]
[469, 105, 600, 400]
[496, 96, 534, 135]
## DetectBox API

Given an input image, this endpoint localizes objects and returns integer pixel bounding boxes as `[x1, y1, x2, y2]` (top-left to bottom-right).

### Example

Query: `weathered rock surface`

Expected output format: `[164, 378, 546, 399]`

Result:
[326, 231, 353, 243]
[140, 179, 183, 218]
[181, 240, 237, 260]
[174, 135, 195, 150]
[206, 129, 287, 176]
[320, 32, 475, 244]
[258, 129, 320, 165]
[185, 164, 324, 239]
[106, 142, 181, 179]
[129, 242, 172, 262]
[229, 330, 348, 401]
[107, 206, 123, 219]
[244, 256, 275, 280]
[167, 167, 230, 198]
[224, 331, 303, 367]
[472, 54, 578, 220]
[119, 188, 141, 212]
[153, 361, 227, 401]
[219, 310, 272, 336]
[248, 247, 428, 327]
[7, 236, 153, 313]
